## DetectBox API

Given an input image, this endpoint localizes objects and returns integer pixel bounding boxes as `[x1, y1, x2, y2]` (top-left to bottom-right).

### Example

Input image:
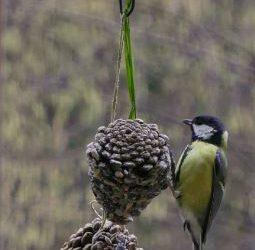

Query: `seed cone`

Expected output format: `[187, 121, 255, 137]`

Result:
[61, 218, 143, 250]
[86, 119, 172, 224]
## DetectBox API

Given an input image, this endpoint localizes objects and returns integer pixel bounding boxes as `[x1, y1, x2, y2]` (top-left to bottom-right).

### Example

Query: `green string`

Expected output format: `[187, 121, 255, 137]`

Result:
[111, 1, 137, 121]
[123, 14, 137, 119]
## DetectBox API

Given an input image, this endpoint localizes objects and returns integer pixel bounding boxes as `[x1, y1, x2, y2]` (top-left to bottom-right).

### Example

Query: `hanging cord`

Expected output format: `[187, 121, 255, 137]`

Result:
[111, 0, 136, 122]
[111, 14, 125, 122]
[90, 200, 107, 229]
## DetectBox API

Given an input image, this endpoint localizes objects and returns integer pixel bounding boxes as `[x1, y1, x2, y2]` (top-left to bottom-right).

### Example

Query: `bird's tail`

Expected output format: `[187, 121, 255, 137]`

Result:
[185, 221, 203, 250]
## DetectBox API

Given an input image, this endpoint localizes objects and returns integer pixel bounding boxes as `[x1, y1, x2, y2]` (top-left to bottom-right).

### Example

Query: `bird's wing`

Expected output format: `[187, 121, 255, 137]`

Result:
[201, 150, 227, 243]
[174, 144, 192, 188]
[168, 147, 177, 188]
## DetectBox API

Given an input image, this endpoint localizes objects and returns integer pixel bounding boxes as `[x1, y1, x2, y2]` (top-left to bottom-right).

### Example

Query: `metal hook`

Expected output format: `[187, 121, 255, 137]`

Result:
[119, 0, 135, 17]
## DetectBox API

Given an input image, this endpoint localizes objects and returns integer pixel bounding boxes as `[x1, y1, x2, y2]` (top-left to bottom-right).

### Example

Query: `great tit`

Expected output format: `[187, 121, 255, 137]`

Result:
[174, 115, 228, 250]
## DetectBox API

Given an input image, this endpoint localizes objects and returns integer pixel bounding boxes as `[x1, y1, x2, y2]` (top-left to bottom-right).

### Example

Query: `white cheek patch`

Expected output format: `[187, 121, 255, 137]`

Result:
[193, 124, 215, 139]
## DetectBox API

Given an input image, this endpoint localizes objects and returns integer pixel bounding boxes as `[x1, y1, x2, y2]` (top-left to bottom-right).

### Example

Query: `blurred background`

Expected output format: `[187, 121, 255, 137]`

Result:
[1, 0, 255, 249]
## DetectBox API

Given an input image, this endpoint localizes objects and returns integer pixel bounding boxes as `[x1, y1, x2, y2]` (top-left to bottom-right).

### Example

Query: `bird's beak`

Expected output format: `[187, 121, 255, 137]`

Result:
[183, 119, 192, 126]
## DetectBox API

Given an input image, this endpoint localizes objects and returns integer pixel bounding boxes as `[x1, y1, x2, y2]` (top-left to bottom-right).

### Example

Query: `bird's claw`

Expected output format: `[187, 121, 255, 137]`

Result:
[174, 190, 182, 199]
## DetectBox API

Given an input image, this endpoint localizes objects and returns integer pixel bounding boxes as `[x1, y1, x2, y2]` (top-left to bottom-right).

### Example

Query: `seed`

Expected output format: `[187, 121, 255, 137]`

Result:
[76, 228, 84, 237]
[97, 126, 106, 133]
[69, 233, 76, 240]
[90, 149, 100, 161]
[93, 221, 101, 231]
[102, 151, 111, 159]
[123, 162, 135, 168]
[130, 151, 139, 157]
[142, 164, 153, 171]
[95, 133, 104, 140]
[157, 161, 168, 170]
[104, 236, 112, 245]
[91, 241, 104, 250]
[72, 237, 82, 247]
[82, 232, 93, 245]
[135, 119, 144, 124]
[110, 159, 122, 168]
[121, 154, 131, 161]
[128, 242, 136, 250]
[109, 225, 122, 234]
[115, 171, 124, 178]
[160, 134, 169, 141]
[105, 143, 112, 151]
[84, 244, 92, 250]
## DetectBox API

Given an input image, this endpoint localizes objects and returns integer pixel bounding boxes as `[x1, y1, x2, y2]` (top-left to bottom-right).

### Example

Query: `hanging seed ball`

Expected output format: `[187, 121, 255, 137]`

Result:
[60, 218, 143, 250]
[86, 119, 172, 224]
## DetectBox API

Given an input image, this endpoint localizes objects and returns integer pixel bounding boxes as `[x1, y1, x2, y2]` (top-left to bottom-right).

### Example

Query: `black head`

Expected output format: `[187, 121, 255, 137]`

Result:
[183, 115, 225, 147]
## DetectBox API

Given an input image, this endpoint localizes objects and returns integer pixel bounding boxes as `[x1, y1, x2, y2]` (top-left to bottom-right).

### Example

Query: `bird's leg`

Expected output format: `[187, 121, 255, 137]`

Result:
[183, 220, 189, 231]
[174, 190, 182, 199]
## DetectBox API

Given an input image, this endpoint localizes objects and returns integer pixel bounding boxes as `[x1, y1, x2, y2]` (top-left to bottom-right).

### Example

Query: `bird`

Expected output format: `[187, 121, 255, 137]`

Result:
[174, 115, 228, 250]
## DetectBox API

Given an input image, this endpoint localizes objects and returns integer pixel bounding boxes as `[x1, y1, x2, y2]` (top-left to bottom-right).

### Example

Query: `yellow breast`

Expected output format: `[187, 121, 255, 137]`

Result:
[177, 141, 218, 220]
